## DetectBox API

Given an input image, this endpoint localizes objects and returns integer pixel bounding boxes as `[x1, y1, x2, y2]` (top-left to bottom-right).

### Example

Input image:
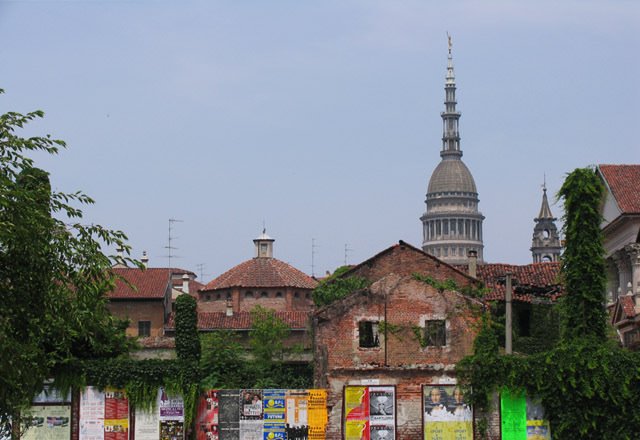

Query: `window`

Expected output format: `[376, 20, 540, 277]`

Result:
[245, 291, 254, 298]
[216, 293, 221, 300]
[358, 321, 380, 348]
[424, 320, 446, 347]
[261, 291, 268, 298]
[294, 292, 300, 298]
[138, 321, 151, 337]
[206, 294, 211, 301]
[276, 291, 283, 298]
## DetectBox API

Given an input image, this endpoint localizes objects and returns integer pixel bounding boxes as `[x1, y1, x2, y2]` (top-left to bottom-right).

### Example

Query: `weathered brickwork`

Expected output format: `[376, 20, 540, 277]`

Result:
[108, 299, 166, 337]
[197, 287, 313, 313]
[314, 242, 484, 440]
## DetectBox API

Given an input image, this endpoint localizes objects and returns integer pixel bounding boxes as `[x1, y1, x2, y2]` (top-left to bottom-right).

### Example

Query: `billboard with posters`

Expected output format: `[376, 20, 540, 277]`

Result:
[343, 385, 396, 440]
[501, 394, 551, 440]
[196, 389, 327, 440]
[21, 405, 71, 440]
[423, 385, 473, 440]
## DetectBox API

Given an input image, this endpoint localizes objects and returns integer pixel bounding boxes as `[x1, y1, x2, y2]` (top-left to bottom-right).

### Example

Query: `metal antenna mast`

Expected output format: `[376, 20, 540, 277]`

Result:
[165, 218, 183, 268]
[344, 243, 353, 266]
[196, 263, 209, 281]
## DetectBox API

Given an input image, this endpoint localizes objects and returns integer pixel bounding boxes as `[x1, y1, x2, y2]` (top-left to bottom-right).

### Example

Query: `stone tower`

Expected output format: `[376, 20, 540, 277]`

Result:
[421, 36, 484, 264]
[531, 185, 562, 263]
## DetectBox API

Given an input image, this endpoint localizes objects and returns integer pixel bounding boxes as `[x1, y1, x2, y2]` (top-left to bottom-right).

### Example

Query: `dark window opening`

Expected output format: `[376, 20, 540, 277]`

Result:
[276, 291, 283, 298]
[294, 292, 300, 298]
[261, 291, 268, 298]
[138, 321, 151, 337]
[518, 308, 531, 337]
[245, 291, 254, 298]
[424, 320, 446, 347]
[358, 321, 380, 348]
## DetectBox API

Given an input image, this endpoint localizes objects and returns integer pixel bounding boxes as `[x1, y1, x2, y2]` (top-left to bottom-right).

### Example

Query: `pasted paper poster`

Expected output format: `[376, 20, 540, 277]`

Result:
[423, 385, 473, 440]
[80, 387, 105, 440]
[21, 405, 70, 440]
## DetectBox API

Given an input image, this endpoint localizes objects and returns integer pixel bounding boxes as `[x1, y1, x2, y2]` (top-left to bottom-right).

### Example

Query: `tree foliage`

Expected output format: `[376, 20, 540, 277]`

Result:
[457, 167, 640, 439]
[312, 266, 370, 306]
[200, 306, 313, 389]
[0, 91, 134, 430]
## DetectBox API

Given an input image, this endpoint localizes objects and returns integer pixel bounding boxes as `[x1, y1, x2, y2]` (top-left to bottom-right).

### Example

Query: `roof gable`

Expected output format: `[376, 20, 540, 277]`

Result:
[109, 267, 194, 299]
[599, 165, 640, 215]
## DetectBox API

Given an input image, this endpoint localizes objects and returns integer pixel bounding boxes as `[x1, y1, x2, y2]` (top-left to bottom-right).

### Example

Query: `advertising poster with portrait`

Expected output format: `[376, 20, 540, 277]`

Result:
[525, 397, 551, 440]
[21, 405, 70, 440]
[423, 385, 473, 440]
[159, 389, 184, 422]
[240, 389, 263, 440]
[80, 387, 105, 440]
[197, 390, 220, 440]
[344, 386, 396, 440]
[104, 388, 129, 440]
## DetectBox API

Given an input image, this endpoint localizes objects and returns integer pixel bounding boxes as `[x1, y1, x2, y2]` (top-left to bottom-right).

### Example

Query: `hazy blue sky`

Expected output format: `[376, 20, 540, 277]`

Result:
[1, 1, 638, 281]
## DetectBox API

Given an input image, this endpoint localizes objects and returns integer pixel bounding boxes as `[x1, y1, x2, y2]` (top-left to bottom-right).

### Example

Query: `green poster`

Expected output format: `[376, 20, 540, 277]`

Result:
[501, 390, 527, 440]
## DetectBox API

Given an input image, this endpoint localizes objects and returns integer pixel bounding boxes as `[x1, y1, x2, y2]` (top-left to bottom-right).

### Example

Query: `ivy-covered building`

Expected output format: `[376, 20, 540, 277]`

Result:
[313, 241, 483, 439]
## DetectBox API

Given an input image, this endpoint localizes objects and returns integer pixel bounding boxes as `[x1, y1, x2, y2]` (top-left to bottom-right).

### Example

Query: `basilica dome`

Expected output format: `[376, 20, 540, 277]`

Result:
[427, 158, 477, 195]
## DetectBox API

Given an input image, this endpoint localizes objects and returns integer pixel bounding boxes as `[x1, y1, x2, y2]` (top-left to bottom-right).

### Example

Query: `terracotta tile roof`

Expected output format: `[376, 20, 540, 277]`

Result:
[166, 311, 310, 330]
[108, 267, 195, 299]
[619, 295, 637, 320]
[455, 262, 563, 303]
[599, 165, 640, 214]
[202, 258, 318, 291]
[137, 336, 176, 349]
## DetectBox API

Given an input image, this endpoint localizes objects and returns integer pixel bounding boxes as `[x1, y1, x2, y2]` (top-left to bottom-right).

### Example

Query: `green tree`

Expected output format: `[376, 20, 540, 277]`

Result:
[0, 91, 134, 432]
[200, 331, 250, 388]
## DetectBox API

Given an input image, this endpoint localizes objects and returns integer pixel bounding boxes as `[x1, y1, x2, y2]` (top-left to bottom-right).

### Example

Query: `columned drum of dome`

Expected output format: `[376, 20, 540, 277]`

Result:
[421, 36, 484, 265]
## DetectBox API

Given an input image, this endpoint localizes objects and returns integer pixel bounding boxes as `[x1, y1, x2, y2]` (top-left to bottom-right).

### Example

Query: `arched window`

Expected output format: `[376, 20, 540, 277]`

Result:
[261, 291, 268, 298]
[245, 291, 254, 298]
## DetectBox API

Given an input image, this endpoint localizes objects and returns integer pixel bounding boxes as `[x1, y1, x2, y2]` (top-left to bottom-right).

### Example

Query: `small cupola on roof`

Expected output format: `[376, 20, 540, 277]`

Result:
[254, 229, 274, 258]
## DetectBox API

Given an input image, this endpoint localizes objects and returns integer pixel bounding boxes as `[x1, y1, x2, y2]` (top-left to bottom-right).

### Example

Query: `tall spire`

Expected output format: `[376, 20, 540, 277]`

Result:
[441, 33, 462, 159]
[537, 184, 554, 219]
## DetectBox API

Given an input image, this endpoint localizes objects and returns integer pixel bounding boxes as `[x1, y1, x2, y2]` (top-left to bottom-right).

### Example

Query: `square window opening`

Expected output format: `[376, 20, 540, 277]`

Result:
[424, 320, 446, 347]
[358, 321, 380, 348]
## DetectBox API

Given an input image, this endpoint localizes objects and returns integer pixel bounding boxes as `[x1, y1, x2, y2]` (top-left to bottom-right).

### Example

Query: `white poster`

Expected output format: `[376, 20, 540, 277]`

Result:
[134, 408, 160, 440]
[80, 387, 105, 440]
[21, 405, 71, 440]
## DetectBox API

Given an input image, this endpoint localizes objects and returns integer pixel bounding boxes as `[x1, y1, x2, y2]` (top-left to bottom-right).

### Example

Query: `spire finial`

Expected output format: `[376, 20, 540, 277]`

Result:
[542, 173, 547, 193]
[447, 32, 452, 55]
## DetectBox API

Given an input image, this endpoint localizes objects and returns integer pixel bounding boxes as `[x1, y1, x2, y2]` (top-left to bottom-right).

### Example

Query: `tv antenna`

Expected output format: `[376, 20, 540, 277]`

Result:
[165, 218, 183, 268]
[196, 263, 209, 281]
[344, 243, 353, 266]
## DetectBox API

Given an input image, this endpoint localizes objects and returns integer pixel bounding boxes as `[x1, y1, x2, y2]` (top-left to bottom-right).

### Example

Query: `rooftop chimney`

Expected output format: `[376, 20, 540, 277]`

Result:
[225, 299, 233, 317]
[141, 251, 149, 268]
[467, 250, 478, 278]
[182, 273, 189, 294]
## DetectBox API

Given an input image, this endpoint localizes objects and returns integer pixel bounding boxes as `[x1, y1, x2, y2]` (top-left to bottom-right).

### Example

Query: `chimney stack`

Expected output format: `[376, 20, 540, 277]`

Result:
[141, 251, 149, 268]
[182, 273, 190, 294]
[225, 299, 233, 317]
[467, 250, 478, 278]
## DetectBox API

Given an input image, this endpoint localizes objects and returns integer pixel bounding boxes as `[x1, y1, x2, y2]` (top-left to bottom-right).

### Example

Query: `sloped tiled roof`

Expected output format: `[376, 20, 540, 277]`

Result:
[619, 295, 637, 320]
[202, 258, 318, 291]
[166, 311, 310, 330]
[109, 267, 195, 299]
[456, 262, 562, 303]
[599, 165, 640, 214]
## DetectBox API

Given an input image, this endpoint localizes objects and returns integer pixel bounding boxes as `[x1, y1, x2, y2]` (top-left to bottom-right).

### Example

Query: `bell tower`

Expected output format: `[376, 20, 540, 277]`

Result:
[531, 184, 562, 263]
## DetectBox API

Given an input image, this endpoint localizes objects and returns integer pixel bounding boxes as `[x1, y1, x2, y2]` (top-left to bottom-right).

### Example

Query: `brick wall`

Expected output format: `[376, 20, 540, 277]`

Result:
[198, 287, 314, 313]
[108, 299, 166, 337]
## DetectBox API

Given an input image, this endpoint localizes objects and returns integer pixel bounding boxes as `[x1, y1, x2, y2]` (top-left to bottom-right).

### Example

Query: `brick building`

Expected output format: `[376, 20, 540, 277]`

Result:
[107, 259, 203, 358]
[313, 241, 483, 440]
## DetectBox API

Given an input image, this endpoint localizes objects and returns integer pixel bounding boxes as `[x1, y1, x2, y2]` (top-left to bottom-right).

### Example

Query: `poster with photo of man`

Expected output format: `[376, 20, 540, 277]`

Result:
[368, 387, 394, 422]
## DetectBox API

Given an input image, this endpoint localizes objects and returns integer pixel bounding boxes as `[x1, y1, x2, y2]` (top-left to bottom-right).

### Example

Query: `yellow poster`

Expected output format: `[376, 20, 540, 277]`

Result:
[307, 389, 327, 440]
[345, 419, 368, 440]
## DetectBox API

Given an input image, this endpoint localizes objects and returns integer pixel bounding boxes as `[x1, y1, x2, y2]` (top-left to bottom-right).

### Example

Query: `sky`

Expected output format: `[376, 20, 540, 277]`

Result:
[1, 0, 638, 282]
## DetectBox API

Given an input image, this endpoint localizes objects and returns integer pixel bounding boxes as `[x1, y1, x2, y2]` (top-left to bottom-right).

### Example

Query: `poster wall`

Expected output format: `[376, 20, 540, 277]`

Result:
[501, 393, 551, 440]
[196, 389, 327, 440]
[343, 385, 396, 440]
[423, 385, 473, 440]
[21, 405, 71, 440]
